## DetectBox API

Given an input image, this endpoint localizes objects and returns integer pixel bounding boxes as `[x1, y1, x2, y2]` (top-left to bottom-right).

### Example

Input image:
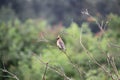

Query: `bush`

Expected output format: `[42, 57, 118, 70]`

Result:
[1, 14, 120, 80]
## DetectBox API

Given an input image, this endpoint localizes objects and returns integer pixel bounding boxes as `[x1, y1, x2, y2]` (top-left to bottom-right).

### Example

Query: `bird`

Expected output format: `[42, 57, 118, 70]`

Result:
[56, 35, 66, 51]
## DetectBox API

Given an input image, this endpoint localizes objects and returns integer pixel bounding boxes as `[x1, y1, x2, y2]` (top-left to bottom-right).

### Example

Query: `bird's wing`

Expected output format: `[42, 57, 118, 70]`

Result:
[58, 40, 65, 50]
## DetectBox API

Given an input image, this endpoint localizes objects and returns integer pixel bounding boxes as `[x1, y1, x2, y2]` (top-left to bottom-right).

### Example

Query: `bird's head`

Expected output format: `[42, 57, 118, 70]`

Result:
[57, 35, 61, 40]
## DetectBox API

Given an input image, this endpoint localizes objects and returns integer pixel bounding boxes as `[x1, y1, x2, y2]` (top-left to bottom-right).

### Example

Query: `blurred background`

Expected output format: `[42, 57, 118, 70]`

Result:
[0, 0, 120, 80]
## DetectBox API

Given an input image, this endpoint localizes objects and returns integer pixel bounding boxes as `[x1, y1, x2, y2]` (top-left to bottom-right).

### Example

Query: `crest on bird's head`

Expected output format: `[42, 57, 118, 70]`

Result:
[57, 35, 61, 40]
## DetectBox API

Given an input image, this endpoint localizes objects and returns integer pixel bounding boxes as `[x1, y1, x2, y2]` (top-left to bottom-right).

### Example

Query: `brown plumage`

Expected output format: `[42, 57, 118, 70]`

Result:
[56, 35, 66, 51]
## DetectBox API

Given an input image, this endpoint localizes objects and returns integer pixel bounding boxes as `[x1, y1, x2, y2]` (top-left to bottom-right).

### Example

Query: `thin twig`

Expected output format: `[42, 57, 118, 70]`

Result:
[0, 61, 19, 80]
[33, 53, 71, 80]
[81, 9, 107, 34]
[42, 63, 48, 80]
[81, 9, 120, 80]
[63, 51, 84, 80]
[79, 28, 115, 80]
[1, 69, 19, 80]
[108, 55, 120, 80]
[109, 43, 120, 48]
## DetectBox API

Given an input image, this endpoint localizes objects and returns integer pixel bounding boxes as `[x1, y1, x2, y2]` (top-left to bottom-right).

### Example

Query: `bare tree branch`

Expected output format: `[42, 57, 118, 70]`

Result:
[79, 28, 115, 80]
[63, 51, 84, 80]
[42, 63, 48, 80]
[81, 9, 120, 80]
[0, 61, 19, 80]
[33, 53, 71, 80]
[107, 54, 120, 80]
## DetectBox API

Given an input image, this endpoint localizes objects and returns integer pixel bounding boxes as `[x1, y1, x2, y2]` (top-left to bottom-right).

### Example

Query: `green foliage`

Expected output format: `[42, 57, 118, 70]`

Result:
[0, 14, 120, 80]
[86, 69, 108, 80]
[107, 14, 120, 43]
[0, 19, 47, 80]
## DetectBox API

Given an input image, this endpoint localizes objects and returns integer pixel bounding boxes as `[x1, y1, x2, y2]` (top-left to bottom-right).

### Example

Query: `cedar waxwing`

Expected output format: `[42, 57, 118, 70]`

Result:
[56, 35, 66, 51]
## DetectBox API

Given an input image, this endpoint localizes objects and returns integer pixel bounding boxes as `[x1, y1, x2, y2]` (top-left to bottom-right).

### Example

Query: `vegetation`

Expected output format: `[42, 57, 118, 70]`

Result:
[0, 11, 120, 80]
